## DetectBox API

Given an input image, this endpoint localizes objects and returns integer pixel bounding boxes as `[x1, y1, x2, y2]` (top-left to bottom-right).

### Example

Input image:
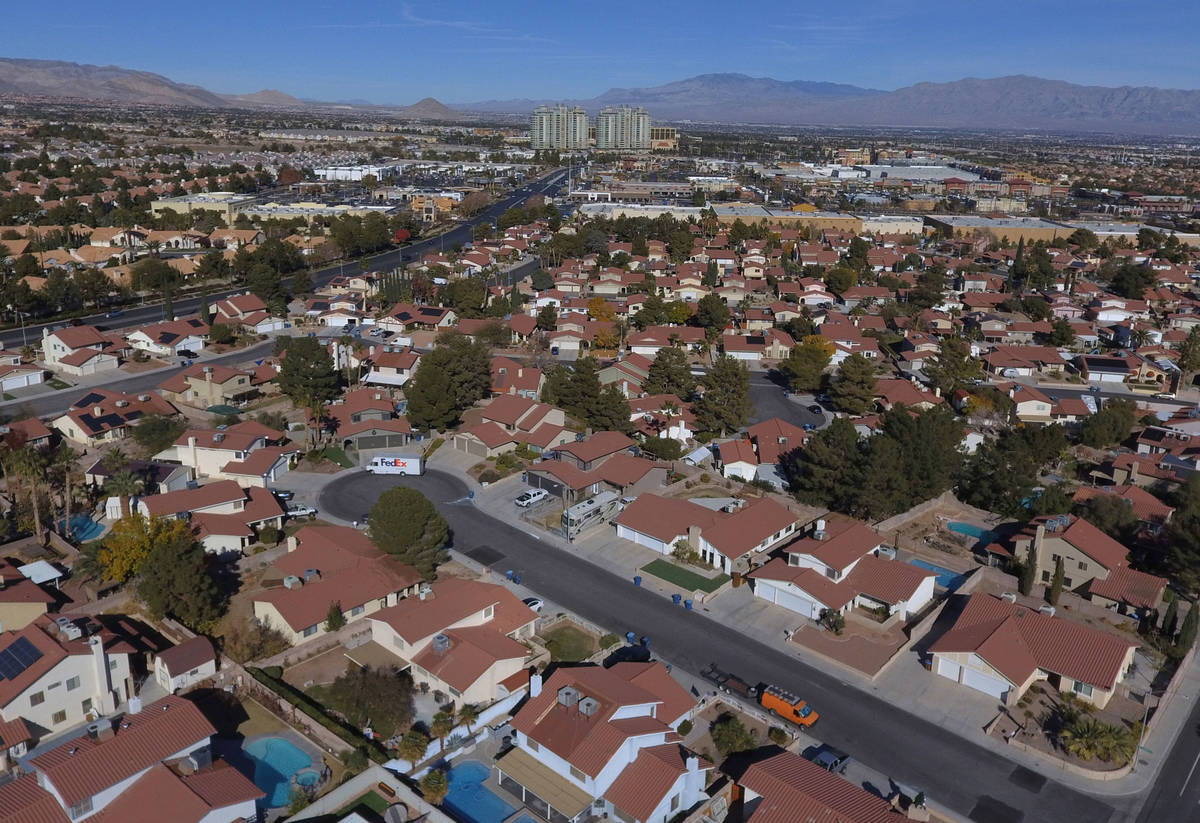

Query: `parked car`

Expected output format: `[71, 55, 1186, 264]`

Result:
[271, 488, 294, 501]
[1154, 392, 1176, 400]
[177, 349, 199, 359]
[522, 597, 544, 613]
[514, 488, 549, 508]
[807, 404, 823, 414]
[807, 744, 850, 774]
[286, 504, 317, 518]
[104, 309, 124, 319]
[759, 684, 818, 727]
[368, 327, 383, 337]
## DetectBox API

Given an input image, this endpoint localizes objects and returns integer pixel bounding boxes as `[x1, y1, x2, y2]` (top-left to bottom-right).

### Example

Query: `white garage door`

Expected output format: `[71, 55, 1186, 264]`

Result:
[961, 666, 1010, 700]
[936, 657, 962, 683]
[773, 588, 820, 620]
[616, 525, 668, 554]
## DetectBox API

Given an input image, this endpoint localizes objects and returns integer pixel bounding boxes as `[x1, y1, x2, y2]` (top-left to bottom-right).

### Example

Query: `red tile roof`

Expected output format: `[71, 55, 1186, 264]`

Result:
[736, 749, 895, 823]
[32, 696, 216, 808]
[785, 516, 882, 573]
[0, 774, 70, 823]
[156, 636, 215, 676]
[604, 743, 704, 822]
[929, 593, 1136, 690]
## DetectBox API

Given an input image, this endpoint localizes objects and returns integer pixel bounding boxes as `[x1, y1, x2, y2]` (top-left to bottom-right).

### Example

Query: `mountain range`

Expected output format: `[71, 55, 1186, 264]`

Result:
[3, 57, 1200, 134]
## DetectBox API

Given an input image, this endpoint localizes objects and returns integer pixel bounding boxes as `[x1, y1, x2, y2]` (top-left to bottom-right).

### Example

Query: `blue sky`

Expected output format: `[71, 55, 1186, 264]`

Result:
[10, 0, 1200, 103]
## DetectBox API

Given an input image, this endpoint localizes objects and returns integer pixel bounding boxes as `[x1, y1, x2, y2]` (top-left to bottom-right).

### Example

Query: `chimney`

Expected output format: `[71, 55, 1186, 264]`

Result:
[529, 672, 542, 698]
[89, 636, 116, 715]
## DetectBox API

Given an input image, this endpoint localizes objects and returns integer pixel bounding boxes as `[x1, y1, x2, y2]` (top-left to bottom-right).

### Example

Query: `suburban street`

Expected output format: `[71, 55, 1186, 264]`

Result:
[1134, 695, 1200, 822]
[0, 169, 568, 352]
[319, 468, 1133, 823]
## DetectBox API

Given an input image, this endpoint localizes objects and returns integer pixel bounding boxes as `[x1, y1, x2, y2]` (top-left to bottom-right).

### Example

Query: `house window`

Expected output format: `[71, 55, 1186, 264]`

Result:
[569, 765, 586, 781]
[30, 691, 44, 707]
[449, 686, 461, 698]
[1063, 577, 1073, 588]
[350, 605, 364, 617]
[1041, 571, 1051, 583]
[52, 710, 67, 725]
[1078, 561, 1087, 571]
[109, 659, 118, 671]
[302, 625, 318, 637]
[1050, 553, 1060, 562]
[1073, 681, 1094, 698]
[483, 605, 494, 619]
[526, 739, 539, 752]
[671, 793, 680, 811]
[68, 797, 93, 819]
[66, 676, 80, 691]
[81, 698, 92, 715]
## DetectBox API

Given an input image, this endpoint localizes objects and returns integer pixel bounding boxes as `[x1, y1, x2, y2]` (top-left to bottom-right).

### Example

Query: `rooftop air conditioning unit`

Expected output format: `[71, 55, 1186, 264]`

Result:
[138, 394, 151, 402]
[1000, 592, 1018, 603]
[578, 696, 600, 717]
[432, 634, 451, 654]
[283, 575, 303, 589]
[557, 685, 580, 707]
[1039, 605, 1056, 617]
[115, 400, 129, 408]
[213, 433, 225, 443]
[303, 568, 319, 582]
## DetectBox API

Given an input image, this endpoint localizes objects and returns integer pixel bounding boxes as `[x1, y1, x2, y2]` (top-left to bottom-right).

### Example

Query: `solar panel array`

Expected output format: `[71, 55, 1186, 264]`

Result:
[0, 637, 43, 680]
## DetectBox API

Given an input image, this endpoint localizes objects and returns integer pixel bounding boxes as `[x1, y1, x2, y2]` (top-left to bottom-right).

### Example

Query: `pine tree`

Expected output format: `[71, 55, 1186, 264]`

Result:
[1048, 556, 1064, 606]
[1174, 602, 1198, 659]
[1019, 544, 1037, 596]
[198, 289, 211, 324]
[643, 347, 695, 398]
[693, 356, 751, 436]
[785, 418, 863, 511]
[830, 353, 877, 415]
[1163, 597, 1179, 639]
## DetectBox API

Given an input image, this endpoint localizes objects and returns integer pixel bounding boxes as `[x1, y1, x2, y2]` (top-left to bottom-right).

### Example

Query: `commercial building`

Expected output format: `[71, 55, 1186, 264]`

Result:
[531, 105, 589, 151]
[595, 106, 651, 150]
[650, 126, 678, 151]
[149, 192, 259, 223]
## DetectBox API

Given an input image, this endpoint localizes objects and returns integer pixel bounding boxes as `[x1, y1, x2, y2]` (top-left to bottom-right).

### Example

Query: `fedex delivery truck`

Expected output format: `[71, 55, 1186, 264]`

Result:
[365, 455, 424, 476]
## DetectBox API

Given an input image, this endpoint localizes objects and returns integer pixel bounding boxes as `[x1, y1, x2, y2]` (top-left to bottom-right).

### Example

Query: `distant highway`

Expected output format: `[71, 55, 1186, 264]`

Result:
[0, 170, 567, 352]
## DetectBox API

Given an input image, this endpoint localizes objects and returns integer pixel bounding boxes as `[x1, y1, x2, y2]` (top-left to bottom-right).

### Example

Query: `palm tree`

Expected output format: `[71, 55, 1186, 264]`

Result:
[101, 446, 130, 473]
[1060, 716, 1107, 761]
[104, 471, 144, 519]
[457, 703, 479, 735]
[419, 768, 449, 805]
[13, 446, 47, 542]
[430, 711, 455, 752]
[396, 729, 429, 771]
[50, 444, 78, 538]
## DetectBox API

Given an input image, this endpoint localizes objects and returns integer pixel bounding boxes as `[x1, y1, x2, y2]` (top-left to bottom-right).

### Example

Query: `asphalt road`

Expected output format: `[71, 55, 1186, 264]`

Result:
[0, 170, 568, 351]
[320, 468, 1128, 823]
[1134, 695, 1200, 822]
[747, 370, 826, 428]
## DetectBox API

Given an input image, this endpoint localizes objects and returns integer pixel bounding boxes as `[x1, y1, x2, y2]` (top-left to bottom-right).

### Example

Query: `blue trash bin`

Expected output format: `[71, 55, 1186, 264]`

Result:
[513, 573, 521, 584]
[633, 576, 642, 587]
[522, 472, 527, 483]
[625, 631, 636, 644]
[640, 636, 649, 647]
[671, 594, 681, 605]
[506, 570, 514, 580]
[684, 599, 693, 610]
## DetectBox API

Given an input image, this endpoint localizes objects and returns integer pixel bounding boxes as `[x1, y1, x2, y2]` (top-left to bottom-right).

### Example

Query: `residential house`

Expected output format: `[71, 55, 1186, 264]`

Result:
[749, 515, 936, 621]
[20, 694, 261, 822]
[40, 326, 117, 375]
[1008, 514, 1166, 613]
[367, 577, 537, 705]
[491, 357, 543, 399]
[498, 663, 710, 823]
[208, 228, 264, 248]
[136, 480, 285, 553]
[929, 593, 1137, 708]
[725, 747, 897, 823]
[0, 350, 43, 392]
[153, 421, 286, 482]
[253, 525, 423, 646]
[1073, 485, 1174, 533]
[377, 303, 457, 335]
[127, 319, 209, 359]
[629, 394, 695, 444]
[51, 390, 177, 448]
[453, 395, 569, 458]
[324, 387, 413, 452]
[153, 636, 217, 694]
[363, 347, 421, 387]
[213, 292, 287, 334]
[0, 560, 55, 633]
[0, 617, 134, 734]
[615, 494, 797, 575]
[156, 363, 260, 408]
[84, 458, 193, 497]
[526, 452, 667, 506]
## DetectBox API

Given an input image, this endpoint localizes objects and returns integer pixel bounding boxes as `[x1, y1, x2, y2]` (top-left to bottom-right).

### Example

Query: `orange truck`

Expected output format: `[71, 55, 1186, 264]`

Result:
[759, 684, 819, 727]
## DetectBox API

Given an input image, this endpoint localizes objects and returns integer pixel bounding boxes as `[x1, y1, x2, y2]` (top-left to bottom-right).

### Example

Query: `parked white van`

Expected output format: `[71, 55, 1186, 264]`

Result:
[365, 455, 424, 475]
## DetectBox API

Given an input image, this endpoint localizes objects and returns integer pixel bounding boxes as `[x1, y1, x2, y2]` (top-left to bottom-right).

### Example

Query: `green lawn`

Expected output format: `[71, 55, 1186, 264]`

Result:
[542, 625, 596, 662]
[322, 446, 355, 468]
[335, 790, 389, 817]
[48, 378, 70, 390]
[642, 559, 730, 594]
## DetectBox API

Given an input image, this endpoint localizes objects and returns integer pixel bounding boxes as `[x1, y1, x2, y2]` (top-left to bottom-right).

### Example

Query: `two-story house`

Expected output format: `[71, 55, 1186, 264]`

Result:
[153, 421, 286, 483]
[52, 390, 177, 448]
[452, 395, 571, 459]
[499, 663, 710, 823]
[156, 363, 260, 408]
[363, 347, 421, 387]
[134, 480, 285, 554]
[367, 577, 537, 705]
[41, 326, 119, 376]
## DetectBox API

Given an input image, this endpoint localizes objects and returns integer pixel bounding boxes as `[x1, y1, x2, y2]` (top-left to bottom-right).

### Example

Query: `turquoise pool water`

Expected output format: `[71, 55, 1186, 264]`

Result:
[243, 736, 313, 807]
[59, 514, 104, 541]
[444, 760, 516, 823]
[295, 770, 319, 787]
[947, 520, 1000, 547]
[909, 558, 969, 591]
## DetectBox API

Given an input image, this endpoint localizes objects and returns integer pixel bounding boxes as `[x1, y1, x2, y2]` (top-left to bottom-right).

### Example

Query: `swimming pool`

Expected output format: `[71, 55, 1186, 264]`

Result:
[243, 736, 313, 808]
[59, 514, 104, 541]
[909, 558, 969, 591]
[443, 760, 516, 823]
[947, 520, 1000, 547]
